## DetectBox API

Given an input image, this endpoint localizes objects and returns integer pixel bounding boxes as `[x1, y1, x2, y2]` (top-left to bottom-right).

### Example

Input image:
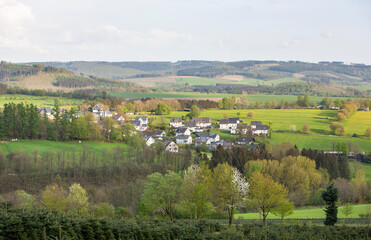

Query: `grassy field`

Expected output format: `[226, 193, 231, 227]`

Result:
[235, 204, 371, 219]
[110, 91, 354, 104]
[0, 140, 127, 158]
[0, 95, 82, 108]
[343, 111, 371, 136]
[268, 132, 371, 152]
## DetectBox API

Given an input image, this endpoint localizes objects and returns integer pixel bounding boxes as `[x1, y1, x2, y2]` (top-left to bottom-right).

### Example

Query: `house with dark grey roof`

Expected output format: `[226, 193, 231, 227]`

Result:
[236, 137, 254, 145]
[196, 133, 220, 143]
[175, 128, 191, 136]
[176, 135, 192, 145]
[170, 117, 183, 128]
[252, 125, 269, 135]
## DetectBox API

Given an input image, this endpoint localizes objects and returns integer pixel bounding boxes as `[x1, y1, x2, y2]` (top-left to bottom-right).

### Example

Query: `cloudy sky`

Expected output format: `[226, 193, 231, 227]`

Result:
[1, 0, 370, 64]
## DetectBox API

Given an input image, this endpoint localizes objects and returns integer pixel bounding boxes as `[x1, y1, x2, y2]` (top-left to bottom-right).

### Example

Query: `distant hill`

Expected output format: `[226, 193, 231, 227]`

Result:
[27, 60, 371, 86]
[0, 61, 140, 91]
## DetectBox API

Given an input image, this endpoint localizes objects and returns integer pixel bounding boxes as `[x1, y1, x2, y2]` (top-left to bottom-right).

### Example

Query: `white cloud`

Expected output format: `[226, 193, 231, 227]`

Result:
[321, 30, 334, 39]
[0, 0, 34, 48]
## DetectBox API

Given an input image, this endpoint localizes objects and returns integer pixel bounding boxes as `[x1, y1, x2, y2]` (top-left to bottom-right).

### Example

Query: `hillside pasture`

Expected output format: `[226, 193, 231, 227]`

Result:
[343, 111, 371, 136]
[0, 94, 82, 107]
[110, 91, 355, 104]
[235, 204, 371, 219]
[268, 132, 371, 152]
[0, 140, 127, 158]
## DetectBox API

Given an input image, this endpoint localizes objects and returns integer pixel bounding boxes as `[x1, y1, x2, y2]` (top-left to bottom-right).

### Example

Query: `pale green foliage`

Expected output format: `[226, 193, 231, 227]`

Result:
[183, 163, 213, 219]
[42, 183, 67, 212]
[91, 202, 115, 218]
[271, 199, 294, 222]
[365, 128, 371, 138]
[341, 203, 354, 218]
[67, 183, 89, 215]
[248, 172, 290, 223]
[141, 171, 183, 220]
[15, 190, 35, 209]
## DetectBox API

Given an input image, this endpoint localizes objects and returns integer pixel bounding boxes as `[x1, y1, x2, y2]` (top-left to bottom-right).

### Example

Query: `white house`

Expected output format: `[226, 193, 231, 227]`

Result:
[170, 117, 183, 128]
[39, 107, 52, 117]
[152, 130, 166, 140]
[113, 115, 125, 123]
[236, 137, 254, 145]
[231, 123, 249, 135]
[175, 128, 191, 136]
[176, 135, 192, 145]
[101, 110, 113, 118]
[195, 138, 211, 147]
[92, 104, 101, 113]
[130, 120, 148, 131]
[135, 116, 148, 125]
[184, 121, 199, 132]
[195, 133, 220, 143]
[250, 121, 262, 129]
[144, 135, 155, 146]
[252, 125, 269, 135]
[164, 141, 179, 153]
[193, 117, 211, 128]
[219, 118, 241, 131]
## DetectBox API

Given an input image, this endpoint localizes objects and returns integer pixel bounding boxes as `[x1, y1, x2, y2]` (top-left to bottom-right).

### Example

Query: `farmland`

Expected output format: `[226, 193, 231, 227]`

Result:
[343, 111, 371, 135]
[0, 94, 81, 108]
[0, 140, 127, 158]
[110, 91, 355, 104]
[235, 204, 371, 219]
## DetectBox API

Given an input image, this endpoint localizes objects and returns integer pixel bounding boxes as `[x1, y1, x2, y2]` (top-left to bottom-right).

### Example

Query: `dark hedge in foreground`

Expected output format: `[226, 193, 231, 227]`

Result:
[0, 208, 370, 240]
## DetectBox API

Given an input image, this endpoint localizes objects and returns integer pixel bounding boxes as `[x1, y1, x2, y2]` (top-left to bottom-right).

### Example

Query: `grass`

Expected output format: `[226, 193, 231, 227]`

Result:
[110, 91, 355, 104]
[235, 204, 371, 219]
[343, 111, 371, 136]
[0, 140, 127, 158]
[0, 95, 82, 108]
[268, 132, 371, 152]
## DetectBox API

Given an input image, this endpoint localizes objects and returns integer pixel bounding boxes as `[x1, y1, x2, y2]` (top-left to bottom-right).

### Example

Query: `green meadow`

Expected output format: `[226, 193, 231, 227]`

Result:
[343, 111, 371, 136]
[268, 132, 370, 152]
[0, 94, 82, 108]
[235, 204, 371, 219]
[110, 91, 354, 104]
[0, 140, 127, 158]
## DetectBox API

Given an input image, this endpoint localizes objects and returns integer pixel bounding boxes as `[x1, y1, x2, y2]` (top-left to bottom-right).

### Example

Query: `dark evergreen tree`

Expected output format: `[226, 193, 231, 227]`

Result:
[322, 184, 338, 226]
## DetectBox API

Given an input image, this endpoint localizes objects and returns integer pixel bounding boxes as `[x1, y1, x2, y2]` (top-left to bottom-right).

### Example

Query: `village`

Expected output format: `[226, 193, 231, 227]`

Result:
[39, 103, 270, 154]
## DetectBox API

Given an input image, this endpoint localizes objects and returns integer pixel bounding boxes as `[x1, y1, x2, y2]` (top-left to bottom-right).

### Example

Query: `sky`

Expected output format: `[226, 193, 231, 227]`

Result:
[0, 0, 370, 64]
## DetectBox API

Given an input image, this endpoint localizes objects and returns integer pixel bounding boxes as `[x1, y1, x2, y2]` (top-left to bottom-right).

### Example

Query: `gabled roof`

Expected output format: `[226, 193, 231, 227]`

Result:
[130, 120, 141, 126]
[135, 116, 148, 121]
[170, 117, 182, 123]
[255, 125, 269, 130]
[176, 128, 189, 133]
[185, 121, 197, 127]
[176, 135, 192, 139]
[236, 137, 254, 142]
[193, 117, 210, 123]
[219, 119, 229, 124]
[251, 121, 262, 126]
[229, 118, 240, 123]
[39, 107, 52, 113]
[196, 133, 218, 139]
[93, 104, 100, 110]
